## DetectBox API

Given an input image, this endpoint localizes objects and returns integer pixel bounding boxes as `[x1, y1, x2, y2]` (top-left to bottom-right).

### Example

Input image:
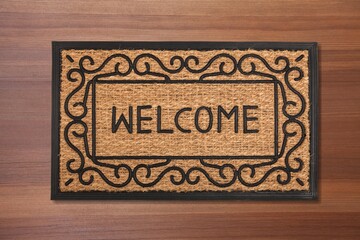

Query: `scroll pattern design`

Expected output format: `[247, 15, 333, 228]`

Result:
[63, 52, 306, 189]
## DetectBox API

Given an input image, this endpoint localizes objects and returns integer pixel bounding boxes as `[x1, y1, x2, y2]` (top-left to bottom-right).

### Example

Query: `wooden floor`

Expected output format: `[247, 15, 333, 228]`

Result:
[0, 0, 359, 239]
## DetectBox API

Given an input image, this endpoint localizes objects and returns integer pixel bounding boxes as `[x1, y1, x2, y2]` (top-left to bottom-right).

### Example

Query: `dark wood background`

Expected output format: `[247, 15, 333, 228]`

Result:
[0, 0, 359, 239]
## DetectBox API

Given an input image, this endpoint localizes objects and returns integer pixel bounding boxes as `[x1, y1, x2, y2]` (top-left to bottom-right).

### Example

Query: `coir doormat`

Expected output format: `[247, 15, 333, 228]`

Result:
[52, 42, 318, 200]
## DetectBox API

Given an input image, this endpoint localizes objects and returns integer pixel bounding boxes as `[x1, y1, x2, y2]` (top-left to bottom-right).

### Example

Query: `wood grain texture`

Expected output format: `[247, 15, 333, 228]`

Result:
[0, 0, 359, 239]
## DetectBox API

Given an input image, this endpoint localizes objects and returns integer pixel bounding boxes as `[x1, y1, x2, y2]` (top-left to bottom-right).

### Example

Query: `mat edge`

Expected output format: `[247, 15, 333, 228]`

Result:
[51, 42, 318, 200]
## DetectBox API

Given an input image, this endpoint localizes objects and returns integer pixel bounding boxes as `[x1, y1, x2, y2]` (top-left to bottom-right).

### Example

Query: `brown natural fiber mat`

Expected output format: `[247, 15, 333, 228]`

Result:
[52, 42, 318, 200]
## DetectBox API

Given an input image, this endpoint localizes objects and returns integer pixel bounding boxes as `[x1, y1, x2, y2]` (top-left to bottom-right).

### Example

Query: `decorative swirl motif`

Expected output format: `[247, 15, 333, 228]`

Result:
[132, 53, 238, 81]
[235, 54, 306, 186]
[63, 51, 307, 189]
[133, 159, 186, 187]
[64, 118, 133, 187]
[78, 165, 133, 188]
[64, 121, 86, 173]
[132, 158, 237, 188]
[238, 54, 290, 78]
[283, 67, 306, 118]
[64, 69, 87, 120]
[133, 54, 185, 81]
[238, 118, 305, 187]
[238, 54, 305, 118]
[79, 54, 132, 75]
[185, 53, 237, 80]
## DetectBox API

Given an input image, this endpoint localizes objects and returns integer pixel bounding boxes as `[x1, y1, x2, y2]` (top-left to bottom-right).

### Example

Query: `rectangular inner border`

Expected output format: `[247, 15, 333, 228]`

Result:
[92, 79, 278, 160]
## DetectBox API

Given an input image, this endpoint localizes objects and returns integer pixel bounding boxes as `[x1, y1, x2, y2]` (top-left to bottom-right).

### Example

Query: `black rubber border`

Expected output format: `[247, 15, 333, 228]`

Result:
[51, 42, 318, 200]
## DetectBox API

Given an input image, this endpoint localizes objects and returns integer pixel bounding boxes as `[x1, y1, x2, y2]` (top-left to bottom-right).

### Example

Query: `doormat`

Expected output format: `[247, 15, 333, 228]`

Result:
[52, 42, 318, 200]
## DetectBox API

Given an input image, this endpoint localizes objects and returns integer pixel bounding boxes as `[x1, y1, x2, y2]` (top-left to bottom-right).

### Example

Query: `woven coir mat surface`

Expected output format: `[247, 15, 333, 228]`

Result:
[52, 42, 318, 199]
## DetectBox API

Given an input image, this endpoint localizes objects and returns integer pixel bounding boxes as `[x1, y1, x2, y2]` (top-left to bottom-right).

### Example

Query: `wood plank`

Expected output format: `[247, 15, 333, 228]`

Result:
[0, 0, 359, 238]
